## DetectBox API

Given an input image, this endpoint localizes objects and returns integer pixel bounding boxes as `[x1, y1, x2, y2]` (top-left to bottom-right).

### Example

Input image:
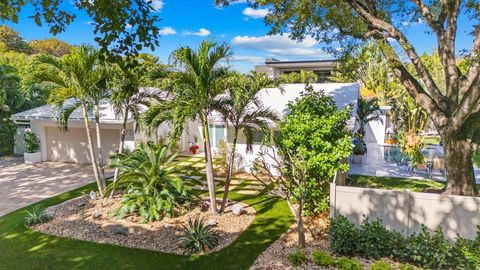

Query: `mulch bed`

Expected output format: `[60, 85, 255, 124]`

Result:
[31, 194, 255, 255]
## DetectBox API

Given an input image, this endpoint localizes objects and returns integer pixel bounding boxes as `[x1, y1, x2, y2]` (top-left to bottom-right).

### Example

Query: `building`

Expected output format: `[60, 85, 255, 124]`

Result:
[254, 58, 338, 82]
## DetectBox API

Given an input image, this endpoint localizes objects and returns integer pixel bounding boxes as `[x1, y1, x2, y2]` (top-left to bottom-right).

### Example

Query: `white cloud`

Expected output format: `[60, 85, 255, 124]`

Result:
[150, 0, 164, 12]
[158, 26, 176, 35]
[242, 7, 269, 19]
[185, 28, 211, 37]
[232, 34, 328, 57]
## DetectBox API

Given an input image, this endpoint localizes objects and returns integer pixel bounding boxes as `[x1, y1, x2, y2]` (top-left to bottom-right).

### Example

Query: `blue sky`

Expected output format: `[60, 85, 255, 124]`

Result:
[4, 0, 475, 72]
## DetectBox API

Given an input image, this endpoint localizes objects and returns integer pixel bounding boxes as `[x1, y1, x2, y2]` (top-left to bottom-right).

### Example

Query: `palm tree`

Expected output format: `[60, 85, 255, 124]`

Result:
[108, 56, 157, 194]
[142, 40, 232, 215]
[30, 46, 107, 197]
[357, 97, 383, 138]
[213, 72, 280, 213]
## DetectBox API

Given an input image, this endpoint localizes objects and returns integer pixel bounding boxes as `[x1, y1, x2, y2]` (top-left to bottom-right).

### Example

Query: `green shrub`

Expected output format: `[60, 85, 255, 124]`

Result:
[24, 205, 51, 226]
[369, 260, 392, 270]
[358, 217, 404, 259]
[287, 248, 308, 266]
[335, 257, 363, 270]
[24, 130, 40, 153]
[0, 120, 15, 156]
[329, 215, 359, 255]
[405, 226, 454, 269]
[396, 263, 416, 270]
[178, 216, 219, 254]
[108, 143, 194, 223]
[312, 250, 334, 266]
[452, 231, 480, 269]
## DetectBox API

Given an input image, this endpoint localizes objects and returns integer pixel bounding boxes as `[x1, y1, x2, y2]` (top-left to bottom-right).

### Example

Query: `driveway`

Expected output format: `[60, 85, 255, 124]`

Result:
[0, 158, 109, 217]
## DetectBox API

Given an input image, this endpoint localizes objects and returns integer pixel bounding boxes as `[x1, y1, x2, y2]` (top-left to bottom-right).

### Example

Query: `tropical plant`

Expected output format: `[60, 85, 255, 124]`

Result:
[356, 97, 382, 138]
[352, 141, 366, 155]
[178, 216, 219, 254]
[108, 143, 193, 222]
[28, 45, 107, 196]
[24, 205, 51, 226]
[24, 131, 40, 153]
[279, 70, 318, 84]
[213, 72, 280, 213]
[142, 40, 232, 215]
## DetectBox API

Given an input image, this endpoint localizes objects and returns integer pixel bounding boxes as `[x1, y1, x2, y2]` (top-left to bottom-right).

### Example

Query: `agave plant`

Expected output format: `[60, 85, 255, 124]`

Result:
[24, 205, 51, 226]
[178, 216, 219, 254]
[108, 143, 194, 223]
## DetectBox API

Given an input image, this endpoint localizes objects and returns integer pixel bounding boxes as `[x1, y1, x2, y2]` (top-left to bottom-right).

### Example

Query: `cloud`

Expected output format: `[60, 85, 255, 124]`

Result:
[150, 0, 164, 12]
[185, 28, 211, 37]
[242, 7, 269, 18]
[232, 34, 328, 58]
[226, 55, 265, 65]
[158, 26, 176, 35]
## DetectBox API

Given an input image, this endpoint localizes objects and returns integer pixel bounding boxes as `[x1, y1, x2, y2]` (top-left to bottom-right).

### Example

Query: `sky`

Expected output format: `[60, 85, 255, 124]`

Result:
[4, 0, 476, 73]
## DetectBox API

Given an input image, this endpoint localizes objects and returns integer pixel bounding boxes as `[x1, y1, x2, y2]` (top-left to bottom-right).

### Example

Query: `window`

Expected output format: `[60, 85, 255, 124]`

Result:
[208, 124, 226, 148]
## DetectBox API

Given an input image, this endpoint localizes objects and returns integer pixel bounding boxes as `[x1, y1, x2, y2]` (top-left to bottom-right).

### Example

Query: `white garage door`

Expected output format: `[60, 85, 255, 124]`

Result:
[46, 127, 120, 164]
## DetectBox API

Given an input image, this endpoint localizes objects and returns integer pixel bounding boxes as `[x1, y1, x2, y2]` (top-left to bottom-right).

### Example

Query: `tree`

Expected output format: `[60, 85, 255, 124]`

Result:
[108, 55, 158, 194]
[213, 72, 280, 213]
[0, 25, 31, 54]
[1, 1, 159, 56]
[28, 38, 73, 57]
[357, 97, 383, 138]
[0, 63, 22, 156]
[29, 45, 107, 196]
[275, 86, 352, 214]
[217, 0, 480, 195]
[142, 40, 232, 215]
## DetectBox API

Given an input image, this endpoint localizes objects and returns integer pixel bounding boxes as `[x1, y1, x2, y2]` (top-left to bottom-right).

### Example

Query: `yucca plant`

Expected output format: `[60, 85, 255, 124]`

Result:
[178, 216, 219, 254]
[24, 205, 51, 226]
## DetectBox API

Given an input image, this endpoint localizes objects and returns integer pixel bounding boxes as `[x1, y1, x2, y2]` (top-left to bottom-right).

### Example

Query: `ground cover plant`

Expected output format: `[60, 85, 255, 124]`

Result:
[179, 216, 219, 254]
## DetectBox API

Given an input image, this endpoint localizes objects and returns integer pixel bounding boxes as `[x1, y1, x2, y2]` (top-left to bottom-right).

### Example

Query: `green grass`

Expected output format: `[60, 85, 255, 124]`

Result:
[0, 183, 293, 270]
[422, 135, 441, 145]
[348, 175, 445, 192]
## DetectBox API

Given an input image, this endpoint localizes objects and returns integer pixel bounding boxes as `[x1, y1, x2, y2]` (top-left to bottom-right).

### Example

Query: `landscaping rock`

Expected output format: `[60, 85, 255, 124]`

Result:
[231, 203, 244, 216]
[92, 211, 102, 219]
[102, 224, 129, 235]
[76, 201, 86, 208]
[207, 219, 218, 226]
[89, 191, 97, 200]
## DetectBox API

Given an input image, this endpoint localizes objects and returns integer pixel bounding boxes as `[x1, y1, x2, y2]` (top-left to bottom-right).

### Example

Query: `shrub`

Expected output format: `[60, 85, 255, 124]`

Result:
[0, 119, 15, 156]
[405, 226, 453, 269]
[287, 248, 308, 266]
[452, 231, 480, 269]
[370, 260, 392, 270]
[24, 205, 51, 226]
[329, 215, 359, 255]
[178, 216, 219, 254]
[312, 250, 334, 266]
[24, 131, 40, 153]
[335, 257, 363, 270]
[358, 217, 404, 259]
[108, 143, 194, 223]
[396, 263, 416, 270]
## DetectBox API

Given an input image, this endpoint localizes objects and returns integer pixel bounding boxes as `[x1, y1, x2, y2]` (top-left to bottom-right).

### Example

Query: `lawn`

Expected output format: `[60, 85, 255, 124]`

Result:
[0, 182, 293, 270]
[348, 174, 445, 191]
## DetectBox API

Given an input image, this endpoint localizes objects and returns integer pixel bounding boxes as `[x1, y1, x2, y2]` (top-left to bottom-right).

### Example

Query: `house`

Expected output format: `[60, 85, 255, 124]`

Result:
[255, 58, 338, 82]
[12, 82, 359, 169]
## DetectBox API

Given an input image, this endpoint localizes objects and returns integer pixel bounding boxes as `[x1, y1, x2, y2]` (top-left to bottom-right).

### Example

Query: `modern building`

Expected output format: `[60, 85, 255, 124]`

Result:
[254, 58, 338, 82]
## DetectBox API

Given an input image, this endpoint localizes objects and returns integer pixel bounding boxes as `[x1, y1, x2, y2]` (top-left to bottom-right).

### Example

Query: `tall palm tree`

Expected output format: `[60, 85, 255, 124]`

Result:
[214, 72, 280, 213]
[357, 97, 383, 138]
[108, 56, 157, 193]
[30, 46, 107, 197]
[142, 40, 232, 215]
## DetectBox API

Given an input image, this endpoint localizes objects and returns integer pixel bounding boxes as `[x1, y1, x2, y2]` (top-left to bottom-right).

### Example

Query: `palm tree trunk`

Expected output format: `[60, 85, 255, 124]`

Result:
[219, 130, 237, 213]
[94, 102, 106, 183]
[202, 119, 217, 215]
[81, 104, 105, 197]
[110, 107, 129, 198]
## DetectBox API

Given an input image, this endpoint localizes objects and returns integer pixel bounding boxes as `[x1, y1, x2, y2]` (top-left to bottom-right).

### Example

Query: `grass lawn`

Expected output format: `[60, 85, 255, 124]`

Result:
[0, 183, 293, 270]
[348, 174, 445, 191]
[422, 135, 441, 145]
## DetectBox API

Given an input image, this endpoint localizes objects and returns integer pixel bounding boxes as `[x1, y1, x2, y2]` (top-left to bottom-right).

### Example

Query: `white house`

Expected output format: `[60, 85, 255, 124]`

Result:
[12, 83, 359, 169]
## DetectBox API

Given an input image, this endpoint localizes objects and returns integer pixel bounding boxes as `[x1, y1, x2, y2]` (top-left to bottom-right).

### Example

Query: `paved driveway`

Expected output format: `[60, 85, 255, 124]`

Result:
[0, 158, 107, 217]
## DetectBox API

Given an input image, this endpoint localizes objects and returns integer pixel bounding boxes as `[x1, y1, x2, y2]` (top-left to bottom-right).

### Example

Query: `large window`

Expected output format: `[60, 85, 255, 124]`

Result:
[208, 124, 226, 148]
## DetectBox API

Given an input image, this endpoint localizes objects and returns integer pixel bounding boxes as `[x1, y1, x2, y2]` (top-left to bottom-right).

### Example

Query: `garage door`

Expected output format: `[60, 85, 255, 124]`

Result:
[46, 127, 120, 164]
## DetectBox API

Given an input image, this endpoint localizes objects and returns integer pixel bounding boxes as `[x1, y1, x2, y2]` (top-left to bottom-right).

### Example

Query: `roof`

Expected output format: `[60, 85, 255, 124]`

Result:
[264, 59, 338, 69]
[11, 98, 130, 124]
[210, 83, 360, 130]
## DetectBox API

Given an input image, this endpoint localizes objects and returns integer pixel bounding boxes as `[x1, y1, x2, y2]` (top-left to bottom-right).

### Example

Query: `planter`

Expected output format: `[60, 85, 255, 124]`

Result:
[190, 145, 200, 154]
[352, 154, 364, 164]
[24, 152, 42, 164]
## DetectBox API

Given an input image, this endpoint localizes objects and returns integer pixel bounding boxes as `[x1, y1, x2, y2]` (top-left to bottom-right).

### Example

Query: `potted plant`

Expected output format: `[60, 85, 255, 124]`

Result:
[352, 141, 366, 164]
[190, 144, 200, 154]
[24, 131, 41, 164]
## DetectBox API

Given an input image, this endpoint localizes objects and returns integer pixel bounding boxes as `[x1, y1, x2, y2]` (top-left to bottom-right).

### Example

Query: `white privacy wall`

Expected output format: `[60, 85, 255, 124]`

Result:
[330, 183, 480, 240]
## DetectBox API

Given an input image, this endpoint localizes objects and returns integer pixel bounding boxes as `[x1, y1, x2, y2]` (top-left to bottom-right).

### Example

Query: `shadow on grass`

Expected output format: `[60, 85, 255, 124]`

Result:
[0, 183, 293, 270]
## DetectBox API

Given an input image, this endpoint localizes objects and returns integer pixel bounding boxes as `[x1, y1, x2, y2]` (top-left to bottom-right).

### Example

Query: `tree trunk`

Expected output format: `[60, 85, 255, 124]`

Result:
[202, 119, 217, 215]
[94, 102, 106, 183]
[443, 135, 478, 196]
[81, 104, 105, 197]
[219, 130, 237, 213]
[287, 199, 306, 248]
[110, 107, 129, 198]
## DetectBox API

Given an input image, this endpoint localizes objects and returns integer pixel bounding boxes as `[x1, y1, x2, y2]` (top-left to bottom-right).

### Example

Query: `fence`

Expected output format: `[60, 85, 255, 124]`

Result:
[329, 183, 480, 240]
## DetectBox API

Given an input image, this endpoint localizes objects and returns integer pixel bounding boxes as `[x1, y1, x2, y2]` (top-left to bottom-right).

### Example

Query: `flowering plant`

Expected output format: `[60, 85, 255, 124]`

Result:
[190, 145, 200, 154]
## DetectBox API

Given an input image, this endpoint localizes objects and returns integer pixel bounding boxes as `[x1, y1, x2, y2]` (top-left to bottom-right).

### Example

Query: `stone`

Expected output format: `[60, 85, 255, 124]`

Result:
[207, 219, 217, 226]
[231, 203, 244, 216]
[89, 191, 97, 200]
[92, 211, 102, 219]
[77, 201, 86, 208]
[102, 224, 129, 235]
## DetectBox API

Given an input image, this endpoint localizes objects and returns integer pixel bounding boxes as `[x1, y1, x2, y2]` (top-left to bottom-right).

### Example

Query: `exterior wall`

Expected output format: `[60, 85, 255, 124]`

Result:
[329, 183, 480, 240]
[14, 126, 27, 155]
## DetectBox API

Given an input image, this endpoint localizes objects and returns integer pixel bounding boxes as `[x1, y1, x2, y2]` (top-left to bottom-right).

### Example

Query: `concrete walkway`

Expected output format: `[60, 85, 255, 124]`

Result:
[0, 158, 108, 217]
